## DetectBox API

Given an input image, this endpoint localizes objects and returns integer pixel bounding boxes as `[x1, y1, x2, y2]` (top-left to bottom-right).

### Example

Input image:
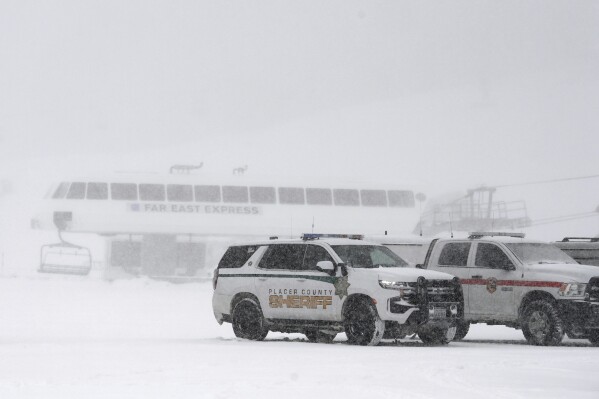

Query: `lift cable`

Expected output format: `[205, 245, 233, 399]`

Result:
[495, 174, 599, 189]
[529, 212, 599, 227]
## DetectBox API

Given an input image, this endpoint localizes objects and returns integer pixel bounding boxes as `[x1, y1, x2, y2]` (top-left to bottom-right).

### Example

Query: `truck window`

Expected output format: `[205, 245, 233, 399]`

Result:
[438, 242, 471, 267]
[475, 243, 514, 269]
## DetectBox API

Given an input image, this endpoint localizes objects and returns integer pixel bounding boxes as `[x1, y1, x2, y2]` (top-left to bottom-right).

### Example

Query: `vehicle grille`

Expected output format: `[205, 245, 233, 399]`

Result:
[422, 278, 462, 304]
[400, 277, 462, 305]
[426, 281, 456, 303]
[587, 277, 599, 302]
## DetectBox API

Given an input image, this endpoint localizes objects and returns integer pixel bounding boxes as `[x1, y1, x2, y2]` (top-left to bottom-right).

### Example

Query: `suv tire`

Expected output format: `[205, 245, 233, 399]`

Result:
[305, 330, 337, 344]
[418, 325, 457, 345]
[589, 330, 599, 346]
[344, 300, 385, 346]
[232, 298, 269, 341]
[453, 320, 470, 341]
[521, 300, 564, 346]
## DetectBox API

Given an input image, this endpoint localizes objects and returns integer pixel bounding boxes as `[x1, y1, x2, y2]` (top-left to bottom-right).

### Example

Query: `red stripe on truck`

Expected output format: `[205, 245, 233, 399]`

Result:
[460, 279, 563, 288]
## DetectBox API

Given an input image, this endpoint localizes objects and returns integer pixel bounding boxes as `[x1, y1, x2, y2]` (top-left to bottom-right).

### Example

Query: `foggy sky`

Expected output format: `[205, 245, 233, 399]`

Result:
[1, 1, 598, 213]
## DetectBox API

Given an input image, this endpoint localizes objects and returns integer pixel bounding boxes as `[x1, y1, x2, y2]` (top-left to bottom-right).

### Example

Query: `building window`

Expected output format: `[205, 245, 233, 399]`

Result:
[86, 182, 108, 200]
[306, 188, 332, 205]
[66, 182, 86, 199]
[52, 182, 70, 199]
[111, 183, 138, 200]
[388, 190, 415, 208]
[167, 184, 193, 202]
[360, 190, 387, 207]
[250, 186, 276, 204]
[333, 189, 360, 206]
[278, 187, 305, 205]
[139, 184, 165, 201]
[222, 186, 249, 203]
[195, 185, 221, 202]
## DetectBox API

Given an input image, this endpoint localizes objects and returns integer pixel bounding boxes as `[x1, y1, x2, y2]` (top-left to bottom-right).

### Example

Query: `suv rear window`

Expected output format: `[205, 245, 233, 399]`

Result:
[260, 244, 306, 270]
[218, 246, 259, 268]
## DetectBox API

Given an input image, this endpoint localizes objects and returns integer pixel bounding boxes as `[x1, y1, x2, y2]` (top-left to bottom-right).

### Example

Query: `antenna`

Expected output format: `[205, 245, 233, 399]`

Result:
[449, 212, 454, 238]
[419, 200, 423, 236]
[415, 192, 426, 237]
[311, 216, 315, 233]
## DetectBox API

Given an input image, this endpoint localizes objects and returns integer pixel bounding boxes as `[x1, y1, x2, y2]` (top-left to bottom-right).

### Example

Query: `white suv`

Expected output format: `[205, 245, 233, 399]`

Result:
[212, 234, 463, 346]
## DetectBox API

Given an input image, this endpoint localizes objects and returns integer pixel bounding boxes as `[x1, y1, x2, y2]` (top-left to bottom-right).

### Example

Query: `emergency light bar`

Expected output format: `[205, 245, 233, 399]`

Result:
[468, 232, 525, 239]
[301, 233, 364, 241]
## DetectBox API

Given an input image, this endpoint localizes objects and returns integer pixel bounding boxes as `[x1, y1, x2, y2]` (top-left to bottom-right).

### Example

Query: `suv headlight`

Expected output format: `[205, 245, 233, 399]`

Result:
[558, 283, 587, 297]
[379, 280, 415, 297]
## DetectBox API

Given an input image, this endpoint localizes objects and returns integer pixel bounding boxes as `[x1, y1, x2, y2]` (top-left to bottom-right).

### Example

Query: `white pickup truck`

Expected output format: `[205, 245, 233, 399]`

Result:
[417, 232, 599, 346]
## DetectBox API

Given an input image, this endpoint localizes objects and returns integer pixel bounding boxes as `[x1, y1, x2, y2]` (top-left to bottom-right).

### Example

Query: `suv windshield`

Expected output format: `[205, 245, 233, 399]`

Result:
[506, 243, 577, 265]
[331, 245, 408, 268]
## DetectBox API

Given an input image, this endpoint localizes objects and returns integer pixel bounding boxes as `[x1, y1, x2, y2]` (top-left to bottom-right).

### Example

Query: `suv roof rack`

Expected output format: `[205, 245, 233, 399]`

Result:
[468, 232, 525, 239]
[301, 233, 364, 241]
[561, 237, 599, 242]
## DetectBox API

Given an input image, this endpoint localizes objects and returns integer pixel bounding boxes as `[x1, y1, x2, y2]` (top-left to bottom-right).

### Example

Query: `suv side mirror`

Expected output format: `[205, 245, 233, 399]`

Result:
[315, 261, 335, 275]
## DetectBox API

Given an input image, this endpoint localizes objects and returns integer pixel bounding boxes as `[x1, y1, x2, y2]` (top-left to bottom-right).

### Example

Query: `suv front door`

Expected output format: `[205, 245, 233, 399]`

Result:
[255, 244, 339, 321]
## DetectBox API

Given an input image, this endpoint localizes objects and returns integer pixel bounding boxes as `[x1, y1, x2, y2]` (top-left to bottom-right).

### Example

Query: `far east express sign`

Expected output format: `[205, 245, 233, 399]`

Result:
[128, 203, 262, 215]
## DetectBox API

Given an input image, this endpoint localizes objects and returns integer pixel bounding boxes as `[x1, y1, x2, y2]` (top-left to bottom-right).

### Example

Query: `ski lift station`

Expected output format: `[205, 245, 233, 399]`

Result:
[31, 172, 425, 280]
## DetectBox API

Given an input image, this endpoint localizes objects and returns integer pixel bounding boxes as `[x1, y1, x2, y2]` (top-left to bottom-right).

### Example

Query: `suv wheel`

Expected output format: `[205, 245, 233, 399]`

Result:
[589, 330, 599, 346]
[453, 321, 470, 341]
[344, 300, 385, 346]
[418, 325, 457, 345]
[305, 330, 337, 344]
[521, 300, 564, 346]
[232, 298, 268, 341]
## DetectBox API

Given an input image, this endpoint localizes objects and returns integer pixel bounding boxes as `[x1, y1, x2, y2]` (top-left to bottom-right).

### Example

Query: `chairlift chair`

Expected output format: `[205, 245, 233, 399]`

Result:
[39, 215, 93, 275]
[39, 240, 92, 275]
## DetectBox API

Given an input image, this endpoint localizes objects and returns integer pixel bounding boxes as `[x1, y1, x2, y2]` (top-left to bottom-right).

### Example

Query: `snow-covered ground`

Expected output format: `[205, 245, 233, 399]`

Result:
[1, 273, 597, 399]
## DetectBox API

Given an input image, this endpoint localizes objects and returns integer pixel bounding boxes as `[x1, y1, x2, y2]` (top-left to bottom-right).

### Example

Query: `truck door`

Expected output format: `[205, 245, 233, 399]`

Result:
[432, 241, 474, 314]
[467, 242, 517, 319]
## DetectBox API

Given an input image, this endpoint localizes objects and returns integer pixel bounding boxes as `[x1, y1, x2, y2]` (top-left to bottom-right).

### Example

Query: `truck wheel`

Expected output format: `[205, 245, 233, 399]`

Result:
[344, 300, 385, 346]
[589, 330, 599, 346]
[305, 330, 337, 344]
[418, 325, 457, 345]
[232, 298, 268, 341]
[453, 321, 470, 341]
[521, 300, 564, 346]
